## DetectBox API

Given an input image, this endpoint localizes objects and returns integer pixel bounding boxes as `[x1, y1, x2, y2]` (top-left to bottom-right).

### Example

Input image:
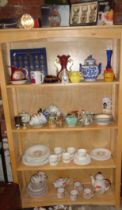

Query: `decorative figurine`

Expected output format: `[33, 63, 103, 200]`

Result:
[104, 49, 114, 82]
[79, 55, 101, 81]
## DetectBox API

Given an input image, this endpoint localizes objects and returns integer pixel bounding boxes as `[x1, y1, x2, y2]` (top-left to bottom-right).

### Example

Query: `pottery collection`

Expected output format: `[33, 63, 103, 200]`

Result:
[9, 50, 115, 85]
[14, 102, 113, 128]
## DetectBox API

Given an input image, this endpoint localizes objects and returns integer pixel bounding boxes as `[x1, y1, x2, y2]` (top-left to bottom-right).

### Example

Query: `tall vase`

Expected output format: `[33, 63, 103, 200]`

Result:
[104, 49, 114, 82]
[106, 49, 113, 69]
[57, 55, 70, 83]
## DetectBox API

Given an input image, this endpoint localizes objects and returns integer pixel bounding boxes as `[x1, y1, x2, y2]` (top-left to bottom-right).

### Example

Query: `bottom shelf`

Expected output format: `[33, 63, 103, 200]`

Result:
[21, 188, 115, 208]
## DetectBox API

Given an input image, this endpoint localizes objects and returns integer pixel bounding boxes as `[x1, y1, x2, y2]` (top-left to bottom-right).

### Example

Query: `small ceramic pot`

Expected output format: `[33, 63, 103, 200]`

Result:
[65, 115, 78, 127]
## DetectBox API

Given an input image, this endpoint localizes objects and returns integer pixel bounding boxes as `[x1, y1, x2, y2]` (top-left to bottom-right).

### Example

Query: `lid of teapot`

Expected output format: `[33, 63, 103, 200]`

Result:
[85, 55, 96, 65]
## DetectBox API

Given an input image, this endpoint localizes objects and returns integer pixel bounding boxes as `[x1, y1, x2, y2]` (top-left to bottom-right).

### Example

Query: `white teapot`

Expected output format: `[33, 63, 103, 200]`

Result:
[91, 172, 111, 193]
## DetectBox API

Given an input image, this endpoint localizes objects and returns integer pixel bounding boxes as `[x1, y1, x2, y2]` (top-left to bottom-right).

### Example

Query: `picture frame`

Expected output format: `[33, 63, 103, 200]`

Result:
[10, 48, 48, 76]
[41, 5, 70, 27]
[70, 1, 98, 26]
[97, 0, 113, 25]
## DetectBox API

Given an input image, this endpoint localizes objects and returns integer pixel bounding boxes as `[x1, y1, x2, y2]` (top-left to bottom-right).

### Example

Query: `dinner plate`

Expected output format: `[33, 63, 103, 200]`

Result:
[22, 144, 50, 166]
[10, 80, 27, 85]
[90, 148, 111, 161]
[23, 145, 50, 159]
[22, 156, 49, 166]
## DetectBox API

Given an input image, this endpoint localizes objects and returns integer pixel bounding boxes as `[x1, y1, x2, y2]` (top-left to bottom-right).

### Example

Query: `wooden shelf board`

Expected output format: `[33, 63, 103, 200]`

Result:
[12, 123, 118, 133]
[21, 187, 115, 208]
[17, 159, 115, 171]
[6, 80, 119, 88]
[0, 26, 122, 43]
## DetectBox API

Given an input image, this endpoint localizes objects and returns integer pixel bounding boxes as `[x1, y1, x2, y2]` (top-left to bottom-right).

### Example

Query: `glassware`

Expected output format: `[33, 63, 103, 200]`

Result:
[104, 49, 114, 82]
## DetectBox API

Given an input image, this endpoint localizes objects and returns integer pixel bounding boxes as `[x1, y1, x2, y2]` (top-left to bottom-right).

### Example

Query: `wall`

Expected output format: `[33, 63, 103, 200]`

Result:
[0, 0, 44, 19]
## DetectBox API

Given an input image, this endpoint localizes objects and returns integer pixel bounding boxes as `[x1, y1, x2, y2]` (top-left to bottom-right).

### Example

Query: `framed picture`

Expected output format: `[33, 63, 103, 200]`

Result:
[10, 48, 48, 76]
[70, 1, 98, 26]
[97, 0, 113, 25]
[41, 5, 70, 27]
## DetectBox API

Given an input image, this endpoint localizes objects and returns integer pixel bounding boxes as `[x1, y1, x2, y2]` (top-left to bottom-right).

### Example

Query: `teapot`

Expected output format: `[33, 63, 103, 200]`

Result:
[69, 71, 82, 83]
[80, 55, 102, 81]
[10, 66, 28, 81]
[91, 172, 111, 194]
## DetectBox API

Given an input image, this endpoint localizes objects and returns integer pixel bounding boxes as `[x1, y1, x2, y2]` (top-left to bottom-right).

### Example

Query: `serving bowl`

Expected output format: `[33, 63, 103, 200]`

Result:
[94, 114, 113, 125]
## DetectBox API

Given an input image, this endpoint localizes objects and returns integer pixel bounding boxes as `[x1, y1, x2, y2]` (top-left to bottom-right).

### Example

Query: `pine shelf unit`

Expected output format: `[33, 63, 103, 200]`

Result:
[0, 26, 122, 209]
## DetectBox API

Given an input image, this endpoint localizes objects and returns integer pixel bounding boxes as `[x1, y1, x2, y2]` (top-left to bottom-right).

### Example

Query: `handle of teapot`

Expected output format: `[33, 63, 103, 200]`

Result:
[104, 178, 111, 191]
[22, 68, 28, 76]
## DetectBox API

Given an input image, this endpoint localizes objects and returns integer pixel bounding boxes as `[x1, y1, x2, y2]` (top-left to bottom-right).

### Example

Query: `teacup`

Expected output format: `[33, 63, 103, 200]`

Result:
[57, 187, 65, 198]
[70, 189, 78, 201]
[54, 147, 64, 161]
[67, 147, 76, 159]
[62, 152, 71, 163]
[77, 148, 87, 160]
[83, 187, 94, 199]
[49, 154, 58, 166]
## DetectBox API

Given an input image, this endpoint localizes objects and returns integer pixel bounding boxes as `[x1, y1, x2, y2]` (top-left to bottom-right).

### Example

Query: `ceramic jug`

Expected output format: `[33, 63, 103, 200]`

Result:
[69, 71, 82, 83]
[10, 66, 28, 81]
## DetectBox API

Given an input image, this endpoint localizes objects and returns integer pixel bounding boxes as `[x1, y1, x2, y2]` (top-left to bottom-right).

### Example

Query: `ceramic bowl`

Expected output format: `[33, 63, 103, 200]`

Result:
[65, 115, 78, 127]
[94, 114, 113, 125]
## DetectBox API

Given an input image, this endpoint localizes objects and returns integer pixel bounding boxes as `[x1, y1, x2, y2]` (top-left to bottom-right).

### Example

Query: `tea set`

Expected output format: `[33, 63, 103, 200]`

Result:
[28, 170, 111, 200]
[52, 171, 111, 201]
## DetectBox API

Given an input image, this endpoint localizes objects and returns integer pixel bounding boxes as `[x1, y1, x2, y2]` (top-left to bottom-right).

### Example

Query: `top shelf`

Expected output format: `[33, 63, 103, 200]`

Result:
[0, 25, 122, 43]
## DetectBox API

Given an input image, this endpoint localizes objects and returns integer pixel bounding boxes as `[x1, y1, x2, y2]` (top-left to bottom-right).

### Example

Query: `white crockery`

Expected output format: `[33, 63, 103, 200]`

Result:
[62, 152, 71, 163]
[49, 154, 58, 166]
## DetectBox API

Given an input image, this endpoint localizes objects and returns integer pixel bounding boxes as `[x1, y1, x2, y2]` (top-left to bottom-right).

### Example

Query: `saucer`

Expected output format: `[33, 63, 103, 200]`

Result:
[10, 80, 27, 85]
[73, 154, 91, 165]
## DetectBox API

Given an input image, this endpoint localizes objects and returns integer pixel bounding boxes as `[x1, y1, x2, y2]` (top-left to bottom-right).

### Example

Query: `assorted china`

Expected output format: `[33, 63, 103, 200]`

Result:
[10, 51, 114, 84]
[27, 171, 111, 199]
[14, 103, 114, 128]
[22, 145, 112, 166]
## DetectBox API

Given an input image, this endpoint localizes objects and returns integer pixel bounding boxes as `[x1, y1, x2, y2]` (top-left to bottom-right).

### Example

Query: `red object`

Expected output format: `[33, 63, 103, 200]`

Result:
[0, 182, 21, 210]
[34, 18, 39, 28]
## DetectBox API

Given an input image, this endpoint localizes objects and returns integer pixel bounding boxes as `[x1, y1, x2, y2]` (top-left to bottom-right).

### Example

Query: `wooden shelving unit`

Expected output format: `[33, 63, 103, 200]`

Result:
[0, 26, 122, 209]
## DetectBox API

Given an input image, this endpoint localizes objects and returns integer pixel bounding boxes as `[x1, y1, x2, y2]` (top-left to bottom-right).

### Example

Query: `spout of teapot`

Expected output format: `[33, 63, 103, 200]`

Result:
[98, 63, 102, 75]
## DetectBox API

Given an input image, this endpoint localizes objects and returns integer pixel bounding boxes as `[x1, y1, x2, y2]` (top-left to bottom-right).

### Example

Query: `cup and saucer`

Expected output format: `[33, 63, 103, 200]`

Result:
[73, 148, 91, 165]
